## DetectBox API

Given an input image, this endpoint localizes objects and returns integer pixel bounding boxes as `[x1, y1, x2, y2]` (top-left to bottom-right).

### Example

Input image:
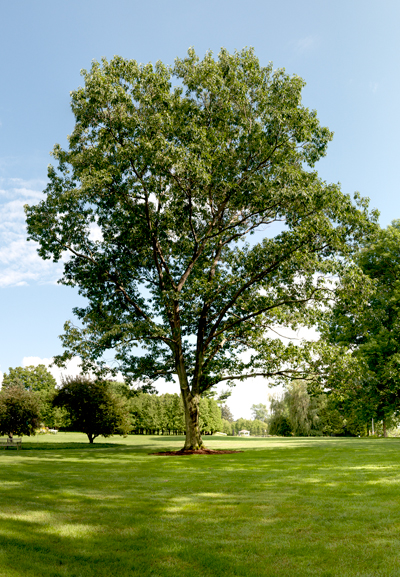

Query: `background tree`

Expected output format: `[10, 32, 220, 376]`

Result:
[267, 382, 366, 437]
[0, 385, 41, 438]
[232, 417, 267, 435]
[220, 419, 234, 435]
[268, 395, 293, 436]
[322, 221, 400, 436]
[286, 381, 313, 436]
[26, 48, 376, 450]
[250, 403, 268, 422]
[220, 404, 234, 422]
[53, 376, 131, 443]
[2, 365, 59, 427]
[199, 397, 223, 434]
[128, 392, 222, 435]
[2, 365, 56, 392]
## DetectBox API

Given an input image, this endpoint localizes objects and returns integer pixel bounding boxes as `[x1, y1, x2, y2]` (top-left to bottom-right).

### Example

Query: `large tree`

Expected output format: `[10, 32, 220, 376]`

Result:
[25, 48, 375, 450]
[321, 221, 400, 435]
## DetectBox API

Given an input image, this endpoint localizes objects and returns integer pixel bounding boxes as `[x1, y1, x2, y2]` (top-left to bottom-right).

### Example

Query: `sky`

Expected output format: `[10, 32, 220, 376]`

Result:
[1, 0, 399, 418]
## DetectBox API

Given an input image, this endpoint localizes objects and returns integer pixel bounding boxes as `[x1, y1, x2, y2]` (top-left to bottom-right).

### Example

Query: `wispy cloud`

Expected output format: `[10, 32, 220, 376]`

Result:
[370, 82, 379, 94]
[0, 177, 63, 287]
[294, 35, 319, 54]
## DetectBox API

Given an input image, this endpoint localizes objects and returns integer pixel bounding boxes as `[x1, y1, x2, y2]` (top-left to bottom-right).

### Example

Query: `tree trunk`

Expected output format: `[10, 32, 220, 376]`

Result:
[181, 388, 204, 450]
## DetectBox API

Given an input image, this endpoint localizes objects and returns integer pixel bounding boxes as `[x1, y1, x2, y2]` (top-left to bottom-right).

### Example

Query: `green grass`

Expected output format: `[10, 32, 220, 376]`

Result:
[1, 434, 400, 577]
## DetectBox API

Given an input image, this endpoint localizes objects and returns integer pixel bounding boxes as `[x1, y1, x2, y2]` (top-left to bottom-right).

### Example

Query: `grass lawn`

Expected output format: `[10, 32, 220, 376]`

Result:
[1, 434, 400, 577]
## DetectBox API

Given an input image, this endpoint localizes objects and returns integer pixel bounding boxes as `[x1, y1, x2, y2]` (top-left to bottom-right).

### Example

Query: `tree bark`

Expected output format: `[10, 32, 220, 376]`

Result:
[181, 388, 204, 450]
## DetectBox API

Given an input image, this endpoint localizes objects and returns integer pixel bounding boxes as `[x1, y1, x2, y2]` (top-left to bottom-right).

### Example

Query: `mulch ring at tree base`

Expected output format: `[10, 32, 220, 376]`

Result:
[150, 448, 243, 456]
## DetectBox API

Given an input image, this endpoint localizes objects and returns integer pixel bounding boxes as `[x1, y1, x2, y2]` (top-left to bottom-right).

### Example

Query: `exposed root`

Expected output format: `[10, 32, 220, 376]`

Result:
[150, 448, 243, 455]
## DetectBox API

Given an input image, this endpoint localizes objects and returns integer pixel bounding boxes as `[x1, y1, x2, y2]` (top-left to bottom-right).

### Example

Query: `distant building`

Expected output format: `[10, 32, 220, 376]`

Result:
[238, 430, 250, 437]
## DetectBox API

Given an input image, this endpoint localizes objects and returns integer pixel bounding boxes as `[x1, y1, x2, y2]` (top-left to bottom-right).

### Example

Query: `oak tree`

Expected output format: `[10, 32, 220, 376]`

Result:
[26, 48, 375, 450]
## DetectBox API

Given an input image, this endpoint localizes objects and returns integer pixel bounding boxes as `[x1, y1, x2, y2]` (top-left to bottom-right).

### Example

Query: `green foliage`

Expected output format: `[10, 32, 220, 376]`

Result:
[220, 418, 235, 435]
[232, 417, 268, 436]
[322, 221, 400, 431]
[2, 364, 56, 393]
[286, 381, 313, 436]
[53, 376, 131, 443]
[0, 385, 41, 437]
[199, 397, 223, 434]
[128, 393, 222, 434]
[267, 381, 366, 437]
[251, 403, 269, 422]
[220, 404, 234, 422]
[25, 47, 376, 448]
[313, 396, 346, 436]
[2, 365, 59, 427]
[269, 414, 293, 436]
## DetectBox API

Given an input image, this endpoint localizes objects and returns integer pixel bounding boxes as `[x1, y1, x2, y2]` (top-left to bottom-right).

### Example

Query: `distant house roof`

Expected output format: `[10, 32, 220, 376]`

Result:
[239, 429, 250, 435]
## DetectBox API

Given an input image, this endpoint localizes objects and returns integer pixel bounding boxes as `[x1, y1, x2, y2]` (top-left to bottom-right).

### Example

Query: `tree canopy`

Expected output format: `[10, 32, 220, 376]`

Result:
[2, 365, 56, 393]
[2, 365, 60, 428]
[25, 48, 376, 450]
[322, 221, 400, 434]
[0, 385, 41, 438]
[53, 376, 131, 443]
[250, 403, 268, 422]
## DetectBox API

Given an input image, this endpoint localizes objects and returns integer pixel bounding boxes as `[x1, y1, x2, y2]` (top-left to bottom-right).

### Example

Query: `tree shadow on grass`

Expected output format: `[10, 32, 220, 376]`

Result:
[1, 439, 400, 576]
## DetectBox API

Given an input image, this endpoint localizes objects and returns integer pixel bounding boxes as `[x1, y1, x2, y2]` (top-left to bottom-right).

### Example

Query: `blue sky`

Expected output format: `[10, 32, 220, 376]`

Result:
[1, 0, 399, 417]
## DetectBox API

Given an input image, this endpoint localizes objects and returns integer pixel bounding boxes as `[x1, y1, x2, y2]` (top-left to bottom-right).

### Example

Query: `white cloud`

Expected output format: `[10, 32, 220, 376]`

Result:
[22, 356, 83, 385]
[21, 356, 125, 387]
[370, 82, 379, 94]
[294, 35, 319, 54]
[0, 177, 64, 287]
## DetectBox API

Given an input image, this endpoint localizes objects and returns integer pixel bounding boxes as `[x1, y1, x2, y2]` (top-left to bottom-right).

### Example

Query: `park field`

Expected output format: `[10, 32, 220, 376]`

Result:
[0, 434, 400, 577]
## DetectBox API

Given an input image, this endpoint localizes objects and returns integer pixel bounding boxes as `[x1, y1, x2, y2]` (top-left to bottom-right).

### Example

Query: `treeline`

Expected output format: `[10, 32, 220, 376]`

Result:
[0, 367, 226, 440]
[219, 418, 267, 436]
[127, 393, 222, 435]
[3, 365, 378, 441]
